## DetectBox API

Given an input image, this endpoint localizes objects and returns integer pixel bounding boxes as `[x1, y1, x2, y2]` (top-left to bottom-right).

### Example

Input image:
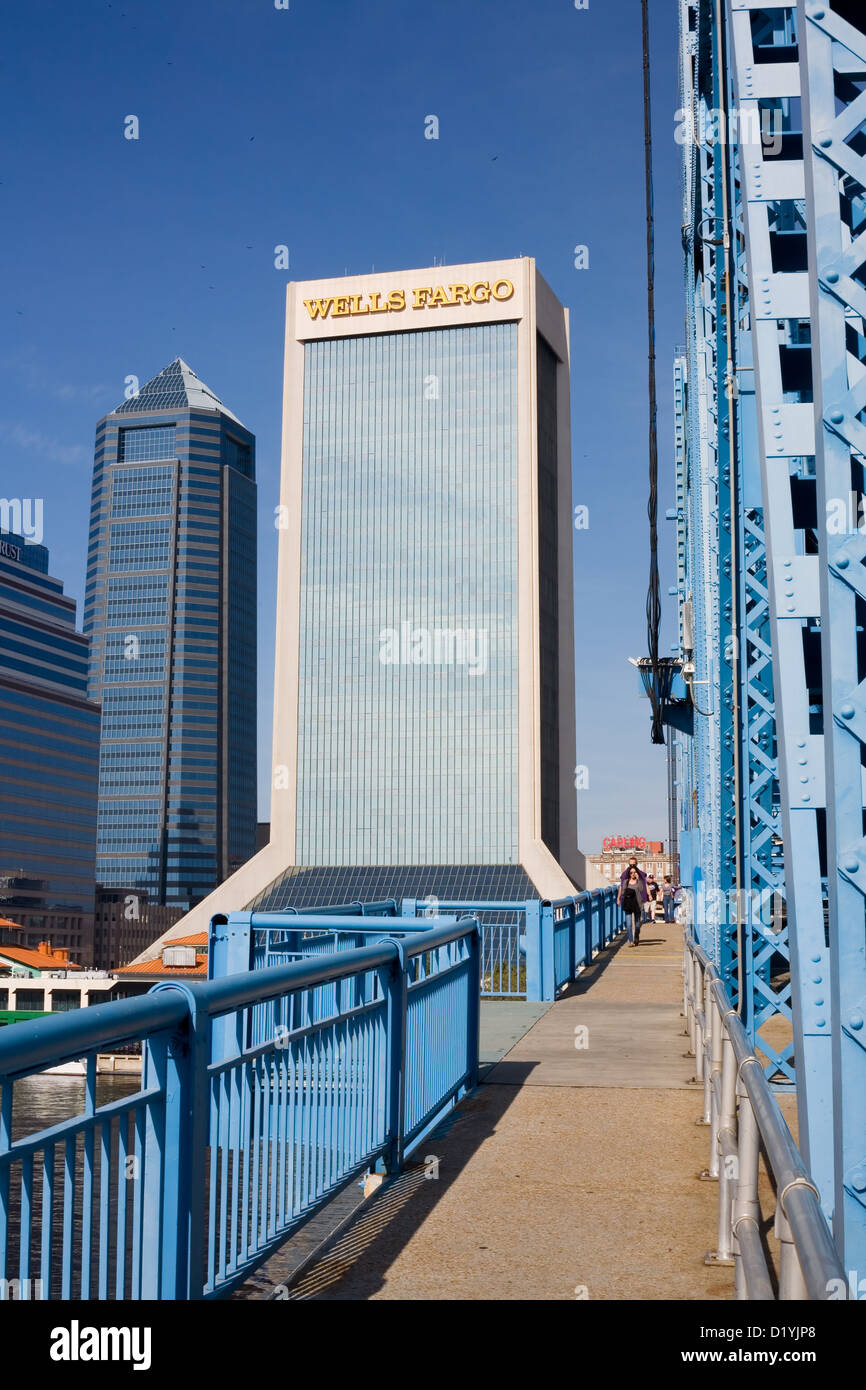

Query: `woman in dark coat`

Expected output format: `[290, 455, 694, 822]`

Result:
[617, 866, 646, 946]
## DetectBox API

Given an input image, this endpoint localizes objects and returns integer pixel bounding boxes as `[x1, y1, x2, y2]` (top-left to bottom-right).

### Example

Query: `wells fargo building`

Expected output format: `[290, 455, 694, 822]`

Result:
[151, 258, 590, 939]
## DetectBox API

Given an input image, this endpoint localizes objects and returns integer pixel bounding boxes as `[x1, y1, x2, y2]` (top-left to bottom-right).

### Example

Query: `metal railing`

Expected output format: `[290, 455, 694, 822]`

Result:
[209, 911, 456, 1054]
[550, 892, 623, 994]
[403, 890, 623, 999]
[221, 899, 401, 976]
[683, 932, 846, 1300]
[0, 916, 480, 1300]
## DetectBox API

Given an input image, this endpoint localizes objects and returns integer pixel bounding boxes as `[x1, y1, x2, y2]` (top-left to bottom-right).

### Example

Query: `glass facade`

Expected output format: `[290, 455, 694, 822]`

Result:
[0, 532, 100, 962]
[296, 323, 518, 866]
[251, 863, 537, 912]
[84, 359, 257, 911]
[117, 425, 177, 462]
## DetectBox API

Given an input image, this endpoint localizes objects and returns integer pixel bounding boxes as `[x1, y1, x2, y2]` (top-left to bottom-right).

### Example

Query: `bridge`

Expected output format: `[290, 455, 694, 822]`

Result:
[0, 891, 847, 1302]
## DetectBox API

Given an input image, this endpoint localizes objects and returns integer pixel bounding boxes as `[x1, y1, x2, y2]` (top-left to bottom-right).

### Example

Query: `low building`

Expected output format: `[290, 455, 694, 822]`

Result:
[93, 888, 185, 971]
[113, 932, 208, 991]
[0, 941, 117, 1022]
[0, 932, 209, 1026]
[584, 838, 674, 892]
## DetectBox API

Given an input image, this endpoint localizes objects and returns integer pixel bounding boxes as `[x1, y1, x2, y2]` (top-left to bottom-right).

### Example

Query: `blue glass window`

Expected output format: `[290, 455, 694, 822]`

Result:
[118, 426, 177, 463]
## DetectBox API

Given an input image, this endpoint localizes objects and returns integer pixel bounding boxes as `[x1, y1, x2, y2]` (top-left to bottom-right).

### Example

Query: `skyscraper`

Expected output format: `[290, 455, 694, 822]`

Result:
[84, 360, 257, 910]
[0, 530, 100, 963]
[142, 258, 594, 947]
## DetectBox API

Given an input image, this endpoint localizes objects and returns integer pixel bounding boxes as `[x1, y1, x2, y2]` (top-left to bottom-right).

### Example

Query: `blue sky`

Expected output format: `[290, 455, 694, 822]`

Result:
[3, 0, 683, 853]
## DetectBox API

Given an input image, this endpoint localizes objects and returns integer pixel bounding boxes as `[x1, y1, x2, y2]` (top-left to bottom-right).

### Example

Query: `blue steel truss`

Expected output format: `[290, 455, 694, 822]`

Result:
[677, 0, 791, 1054]
[727, 0, 833, 1208]
[676, 0, 866, 1263]
[798, 0, 866, 1277]
[676, 0, 822, 1189]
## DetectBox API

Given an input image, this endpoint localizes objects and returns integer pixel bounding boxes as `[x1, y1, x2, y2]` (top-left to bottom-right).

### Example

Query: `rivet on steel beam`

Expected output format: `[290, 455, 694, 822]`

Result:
[816, 1019, 826, 1027]
[849, 1014, 864, 1031]
[844, 858, 859, 873]
[837, 556, 850, 569]
[841, 704, 856, 719]
[826, 271, 839, 284]
[830, 410, 844, 424]
[852, 1172, 866, 1192]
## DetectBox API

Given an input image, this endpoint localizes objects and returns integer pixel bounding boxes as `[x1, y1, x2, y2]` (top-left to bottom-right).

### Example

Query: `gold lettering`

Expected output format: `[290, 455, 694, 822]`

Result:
[304, 283, 508, 320]
[304, 297, 334, 321]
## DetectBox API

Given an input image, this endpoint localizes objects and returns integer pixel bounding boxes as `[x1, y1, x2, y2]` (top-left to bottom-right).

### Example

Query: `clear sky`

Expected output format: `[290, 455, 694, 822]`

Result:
[3, 0, 683, 853]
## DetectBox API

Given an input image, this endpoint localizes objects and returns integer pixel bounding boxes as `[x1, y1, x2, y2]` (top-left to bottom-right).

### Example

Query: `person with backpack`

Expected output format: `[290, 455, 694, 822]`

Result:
[617, 865, 646, 947]
[661, 875, 679, 923]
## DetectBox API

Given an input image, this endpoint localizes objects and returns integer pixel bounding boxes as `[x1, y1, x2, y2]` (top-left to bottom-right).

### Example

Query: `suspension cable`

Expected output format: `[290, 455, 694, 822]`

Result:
[642, 0, 664, 745]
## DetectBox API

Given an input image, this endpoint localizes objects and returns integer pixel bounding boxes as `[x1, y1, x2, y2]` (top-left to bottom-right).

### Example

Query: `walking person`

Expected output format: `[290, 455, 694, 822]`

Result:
[619, 855, 648, 900]
[618, 865, 646, 947]
[646, 874, 659, 922]
[661, 875, 678, 923]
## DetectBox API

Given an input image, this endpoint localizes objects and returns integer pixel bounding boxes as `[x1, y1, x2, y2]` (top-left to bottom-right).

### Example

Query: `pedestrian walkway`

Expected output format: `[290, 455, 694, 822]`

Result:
[251, 919, 786, 1300]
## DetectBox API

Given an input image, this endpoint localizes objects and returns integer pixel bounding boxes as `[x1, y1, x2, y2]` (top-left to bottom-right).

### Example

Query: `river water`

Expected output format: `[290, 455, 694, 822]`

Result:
[9, 1071, 141, 1139]
[3, 1072, 142, 1299]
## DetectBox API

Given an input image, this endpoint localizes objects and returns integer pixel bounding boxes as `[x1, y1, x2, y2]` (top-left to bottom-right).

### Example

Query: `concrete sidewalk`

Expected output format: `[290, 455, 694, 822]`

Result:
[267, 921, 783, 1300]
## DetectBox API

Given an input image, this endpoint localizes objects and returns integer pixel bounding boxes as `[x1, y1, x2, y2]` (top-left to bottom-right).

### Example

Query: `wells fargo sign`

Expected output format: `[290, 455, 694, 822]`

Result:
[303, 279, 515, 321]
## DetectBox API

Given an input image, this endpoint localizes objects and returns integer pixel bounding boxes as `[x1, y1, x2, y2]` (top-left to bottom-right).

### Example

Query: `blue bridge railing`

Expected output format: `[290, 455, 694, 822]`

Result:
[0, 915, 480, 1300]
[401, 889, 623, 999]
[212, 888, 623, 1002]
[209, 912, 460, 1056]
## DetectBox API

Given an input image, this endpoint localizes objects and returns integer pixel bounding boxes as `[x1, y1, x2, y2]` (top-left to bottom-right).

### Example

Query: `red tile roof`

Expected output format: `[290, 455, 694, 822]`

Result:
[114, 953, 208, 976]
[0, 944, 82, 971]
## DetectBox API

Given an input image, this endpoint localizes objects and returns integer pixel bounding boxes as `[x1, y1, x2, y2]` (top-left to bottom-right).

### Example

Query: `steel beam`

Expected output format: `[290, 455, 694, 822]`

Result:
[799, 0, 866, 1273]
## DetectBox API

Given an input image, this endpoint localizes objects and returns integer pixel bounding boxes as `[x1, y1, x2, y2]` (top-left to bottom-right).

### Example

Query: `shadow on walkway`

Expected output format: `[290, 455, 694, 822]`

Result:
[285, 1066, 538, 1300]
